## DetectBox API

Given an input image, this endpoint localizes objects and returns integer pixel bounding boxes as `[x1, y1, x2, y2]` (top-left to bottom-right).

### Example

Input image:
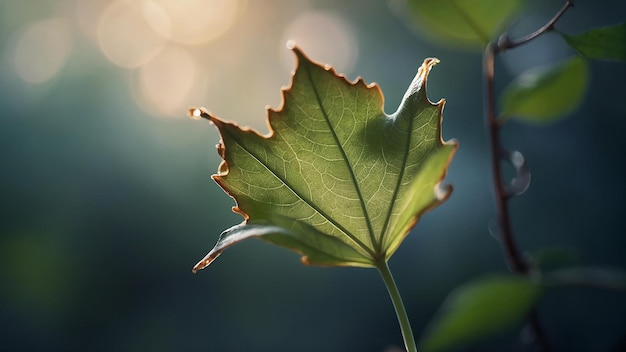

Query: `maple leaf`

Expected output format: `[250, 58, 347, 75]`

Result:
[191, 46, 457, 272]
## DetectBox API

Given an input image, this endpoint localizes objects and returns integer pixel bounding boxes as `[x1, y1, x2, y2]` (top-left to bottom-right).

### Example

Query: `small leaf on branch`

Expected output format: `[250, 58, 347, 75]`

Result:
[561, 23, 626, 62]
[191, 46, 457, 271]
[398, 0, 522, 49]
[531, 246, 580, 269]
[420, 275, 543, 352]
[543, 267, 626, 291]
[500, 56, 589, 123]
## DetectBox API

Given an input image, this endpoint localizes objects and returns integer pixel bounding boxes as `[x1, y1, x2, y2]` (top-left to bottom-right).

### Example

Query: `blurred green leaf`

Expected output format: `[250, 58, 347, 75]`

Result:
[400, 0, 522, 49]
[561, 23, 626, 62]
[420, 275, 542, 352]
[192, 46, 457, 272]
[500, 56, 589, 123]
[0, 232, 74, 314]
[532, 246, 581, 269]
[544, 267, 626, 291]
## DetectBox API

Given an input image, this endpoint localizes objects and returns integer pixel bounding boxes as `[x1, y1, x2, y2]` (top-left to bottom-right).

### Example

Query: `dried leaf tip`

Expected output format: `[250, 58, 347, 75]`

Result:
[192, 252, 219, 273]
[188, 107, 212, 122]
[188, 108, 203, 120]
[416, 57, 440, 87]
[393, 57, 441, 116]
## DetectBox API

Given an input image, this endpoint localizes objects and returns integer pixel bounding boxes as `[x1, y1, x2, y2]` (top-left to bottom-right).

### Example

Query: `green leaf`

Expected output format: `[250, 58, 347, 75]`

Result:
[191, 46, 457, 271]
[531, 246, 580, 269]
[500, 56, 589, 123]
[543, 267, 626, 291]
[561, 23, 626, 62]
[420, 275, 543, 352]
[399, 0, 522, 49]
[192, 218, 374, 273]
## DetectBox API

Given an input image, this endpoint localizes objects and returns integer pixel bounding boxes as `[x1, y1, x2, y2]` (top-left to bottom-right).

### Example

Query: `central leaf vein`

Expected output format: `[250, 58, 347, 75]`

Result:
[304, 64, 380, 255]
[224, 127, 376, 259]
[379, 110, 414, 254]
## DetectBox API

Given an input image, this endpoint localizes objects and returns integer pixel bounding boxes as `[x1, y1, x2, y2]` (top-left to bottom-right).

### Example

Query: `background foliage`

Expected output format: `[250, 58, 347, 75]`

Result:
[1, 0, 625, 351]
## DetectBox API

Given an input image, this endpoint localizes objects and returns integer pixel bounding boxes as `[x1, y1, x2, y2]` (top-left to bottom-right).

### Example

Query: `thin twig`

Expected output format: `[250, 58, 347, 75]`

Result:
[482, 1, 576, 350]
[484, 40, 551, 351]
[483, 43, 528, 274]
[497, 0, 575, 52]
[528, 311, 551, 350]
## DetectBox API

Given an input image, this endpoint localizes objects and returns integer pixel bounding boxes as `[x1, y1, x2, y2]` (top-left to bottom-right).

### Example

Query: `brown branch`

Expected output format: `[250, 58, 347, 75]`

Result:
[497, 0, 575, 52]
[484, 39, 550, 352]
[483, 43, 529, 274]
[482, 1, 576, 350]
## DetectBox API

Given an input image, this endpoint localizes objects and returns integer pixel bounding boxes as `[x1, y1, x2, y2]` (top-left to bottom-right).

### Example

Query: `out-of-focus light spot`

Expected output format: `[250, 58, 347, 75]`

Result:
[97, 0, 167, 68]
[131, 46, 206, 118]
[146, 0, 241, 45]
[13, 18, 73, 84]
[280, 11, 358, 74]
[75, 0, 110, 42]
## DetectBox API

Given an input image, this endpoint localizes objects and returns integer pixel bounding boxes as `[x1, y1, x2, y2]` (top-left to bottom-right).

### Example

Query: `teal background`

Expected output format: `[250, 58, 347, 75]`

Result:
[1, 0, 625, 351]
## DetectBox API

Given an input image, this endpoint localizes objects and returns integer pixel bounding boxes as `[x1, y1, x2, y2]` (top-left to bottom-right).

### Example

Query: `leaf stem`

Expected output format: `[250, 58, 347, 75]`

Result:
[377, 260, 417, 352]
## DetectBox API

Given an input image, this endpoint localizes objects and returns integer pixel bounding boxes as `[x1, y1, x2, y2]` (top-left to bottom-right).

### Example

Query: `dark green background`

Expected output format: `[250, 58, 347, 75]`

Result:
[1, 0, 625, 351]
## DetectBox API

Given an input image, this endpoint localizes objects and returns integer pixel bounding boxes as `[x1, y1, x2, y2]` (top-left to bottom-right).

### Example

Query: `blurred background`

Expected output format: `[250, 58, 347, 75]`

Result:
[1, 0, 625, 351]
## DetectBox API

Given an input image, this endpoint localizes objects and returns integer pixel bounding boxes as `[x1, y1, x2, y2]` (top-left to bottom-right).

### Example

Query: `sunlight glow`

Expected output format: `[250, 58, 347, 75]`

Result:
[145, 0, 241, 45]
[97, 0, 167, 68]
[13, 18, 73, 84]
[280, 11, 358, 74]
[75, 0, 110, 42]
[131, 47, 207, 118]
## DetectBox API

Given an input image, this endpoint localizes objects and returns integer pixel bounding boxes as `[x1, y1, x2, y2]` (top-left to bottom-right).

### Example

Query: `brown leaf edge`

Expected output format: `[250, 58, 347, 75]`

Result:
[188, 44, 385, 272]
[188, 44, 458, 272]
[189, 43, 384, 217]
[379, 57, 458, 258]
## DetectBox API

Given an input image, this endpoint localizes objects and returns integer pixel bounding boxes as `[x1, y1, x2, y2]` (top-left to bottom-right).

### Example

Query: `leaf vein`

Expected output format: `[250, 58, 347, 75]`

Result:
[224, 127, 376, 258]
[304, 63, 380, 255]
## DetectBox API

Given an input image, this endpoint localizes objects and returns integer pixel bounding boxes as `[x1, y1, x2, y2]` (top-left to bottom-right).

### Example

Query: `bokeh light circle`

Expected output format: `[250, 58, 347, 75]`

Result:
[97, 0, 167, 68]
[280, 11, 358, 74]
[131, 46, 206, 118]
[13, 18, 73, 84]
[145, 0, 241, 45]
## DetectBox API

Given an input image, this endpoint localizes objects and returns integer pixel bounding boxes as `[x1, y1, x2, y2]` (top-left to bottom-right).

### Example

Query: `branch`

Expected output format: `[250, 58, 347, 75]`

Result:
[483, 43, 528, 274]
[497, 0, 575, 52]
[482, 1, 576, 350]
